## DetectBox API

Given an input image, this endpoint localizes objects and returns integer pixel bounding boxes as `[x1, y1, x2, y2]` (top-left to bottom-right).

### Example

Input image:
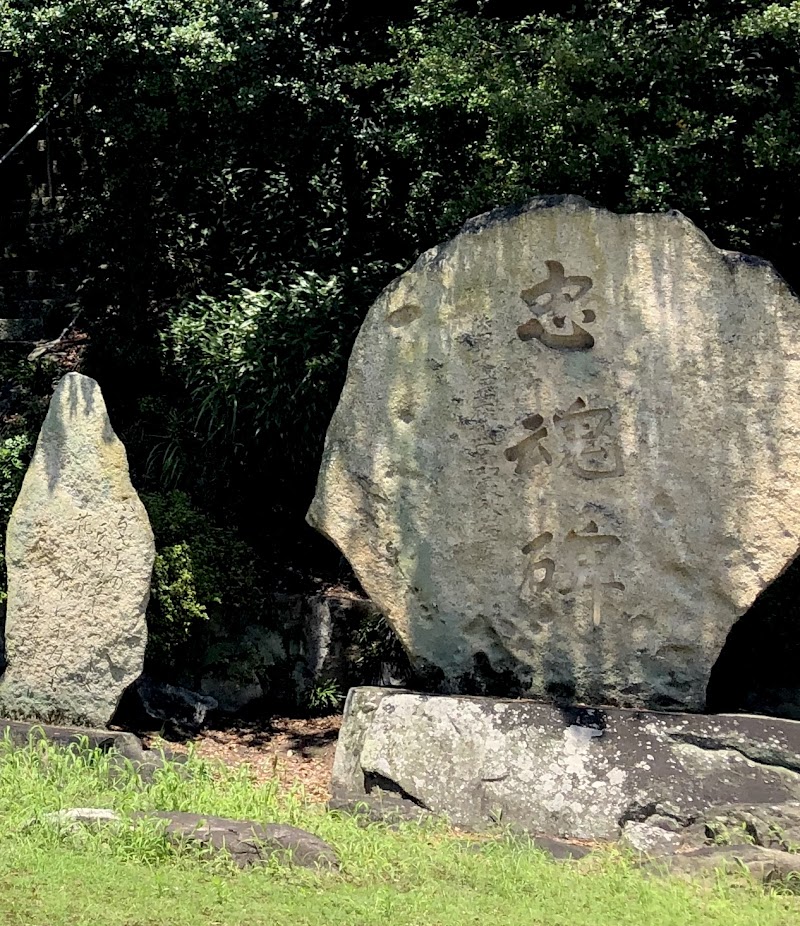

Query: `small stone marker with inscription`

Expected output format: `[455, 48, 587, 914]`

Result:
[308, 195, 800, 710]
[0, 372, 155, 727]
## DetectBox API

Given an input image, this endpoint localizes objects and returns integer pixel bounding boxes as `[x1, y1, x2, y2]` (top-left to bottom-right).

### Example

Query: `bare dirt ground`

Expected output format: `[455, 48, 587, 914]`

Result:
[157, 716, 342, 803]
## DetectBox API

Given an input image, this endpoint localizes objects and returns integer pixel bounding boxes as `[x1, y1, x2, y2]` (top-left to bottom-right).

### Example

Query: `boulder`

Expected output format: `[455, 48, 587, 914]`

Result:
[134, 676, 217, 736]
[142, 812, 338, 869]
[0, 373, 154, 727]
[332, 687, 800, 841]
[308, 196, 800, 709]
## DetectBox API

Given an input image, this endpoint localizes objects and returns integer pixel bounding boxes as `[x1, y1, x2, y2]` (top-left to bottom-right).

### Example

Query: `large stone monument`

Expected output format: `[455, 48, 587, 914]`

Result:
[308, 196, 800, 710]
[0, 372, 155, 727]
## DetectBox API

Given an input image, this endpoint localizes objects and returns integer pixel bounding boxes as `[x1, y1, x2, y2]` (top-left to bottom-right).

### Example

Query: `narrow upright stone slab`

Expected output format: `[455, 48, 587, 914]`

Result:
[1, 372, 154, 726]
[308, 196, 800, 709]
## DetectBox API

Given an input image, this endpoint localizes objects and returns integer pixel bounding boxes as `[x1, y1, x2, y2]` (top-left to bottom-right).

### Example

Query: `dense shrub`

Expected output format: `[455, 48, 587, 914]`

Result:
[0, 434, 32, 605]
[161, 270, 361, 508]
[3, 0, 800, 673]
[3, 1, 800, 517]
[142, 490, 266, 676]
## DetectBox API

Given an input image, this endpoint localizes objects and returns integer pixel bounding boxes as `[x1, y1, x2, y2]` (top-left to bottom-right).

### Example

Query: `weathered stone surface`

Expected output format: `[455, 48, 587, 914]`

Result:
[41, 808, 124, 830]
[328, 788, 436, 827]
[649, 845, 800, 888]
[699, 802, 800, 852]
[308, 196, 800, 708]
[620, 819, 687, 855]
[0, 718, 146, 758]
[0, 373, 155, 727]
[0, 718, 184, 782]
[333, 687, 800, 841]
[141, 812, 339, 869]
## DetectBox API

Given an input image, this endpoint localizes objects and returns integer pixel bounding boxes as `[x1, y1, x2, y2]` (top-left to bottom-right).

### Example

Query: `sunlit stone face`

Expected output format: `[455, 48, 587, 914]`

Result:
[308, 196, 800, 710]
[0, 372, 155, 727]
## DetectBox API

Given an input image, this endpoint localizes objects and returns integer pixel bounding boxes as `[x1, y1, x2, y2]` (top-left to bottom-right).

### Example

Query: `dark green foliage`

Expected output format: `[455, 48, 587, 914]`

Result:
[352, 609, 412, 686]
[0, 355, 65, 607]
[304, 678, 344, 714]
[0, 433, 31, 604]
[162, 270, 362, 504]
[3, 0, 800, 680]
[5, 1, 800, 518]
[142, 490, 265, 677]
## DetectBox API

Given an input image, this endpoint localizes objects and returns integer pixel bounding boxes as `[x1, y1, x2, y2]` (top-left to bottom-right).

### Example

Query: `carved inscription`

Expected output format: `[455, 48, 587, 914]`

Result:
[518, 260, 596, 350]
[503, 413, 552, 474]
[507, 265, 626, 628]
[505, 398, 623, 479]
[521, 521, 625, 626]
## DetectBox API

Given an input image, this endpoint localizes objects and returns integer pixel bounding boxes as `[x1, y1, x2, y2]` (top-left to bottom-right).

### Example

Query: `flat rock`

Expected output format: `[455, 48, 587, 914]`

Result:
[308, 196, 800, 708]
[650, 844, 800, 888]
[41, 808, 124, 830]
[0, 718, 146, 759]
[141, 812, 338, 870]
[0, 718, 181, 782]
[0, 373, 155, 727]
[333, 687, 800, 841]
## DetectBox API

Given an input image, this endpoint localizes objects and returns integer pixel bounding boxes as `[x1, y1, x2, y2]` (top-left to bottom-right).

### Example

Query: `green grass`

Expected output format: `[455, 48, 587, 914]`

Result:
[0, 735, 796, 926]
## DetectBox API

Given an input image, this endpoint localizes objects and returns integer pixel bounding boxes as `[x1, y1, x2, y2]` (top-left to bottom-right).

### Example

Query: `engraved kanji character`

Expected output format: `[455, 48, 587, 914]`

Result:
[553, 398, 624, 480]
[504, 414, 553, 475]
[518, 260, 595, 350]
[562, 521, 625, 626]
[520, 532, 555, 594]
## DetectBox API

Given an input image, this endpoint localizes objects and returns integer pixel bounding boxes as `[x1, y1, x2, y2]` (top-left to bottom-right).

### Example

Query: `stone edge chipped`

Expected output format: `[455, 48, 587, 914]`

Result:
[394, 194, 791, 298]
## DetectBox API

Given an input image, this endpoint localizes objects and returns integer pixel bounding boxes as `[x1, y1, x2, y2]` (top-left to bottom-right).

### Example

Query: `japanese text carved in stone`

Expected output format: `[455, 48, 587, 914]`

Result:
[518, 260, 596, 350]
[505, 398, 624, 479]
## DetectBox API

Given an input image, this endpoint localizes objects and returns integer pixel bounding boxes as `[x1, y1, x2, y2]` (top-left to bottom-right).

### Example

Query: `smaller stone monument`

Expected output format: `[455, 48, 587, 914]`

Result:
[0, 372, 155, 727]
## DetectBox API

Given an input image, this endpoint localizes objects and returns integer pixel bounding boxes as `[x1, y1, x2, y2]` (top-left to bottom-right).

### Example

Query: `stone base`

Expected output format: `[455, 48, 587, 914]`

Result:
[332, 687, 800, 841]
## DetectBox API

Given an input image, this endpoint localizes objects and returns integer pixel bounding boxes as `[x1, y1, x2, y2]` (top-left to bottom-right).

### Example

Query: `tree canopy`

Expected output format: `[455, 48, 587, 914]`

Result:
[2, 0, 800, 671]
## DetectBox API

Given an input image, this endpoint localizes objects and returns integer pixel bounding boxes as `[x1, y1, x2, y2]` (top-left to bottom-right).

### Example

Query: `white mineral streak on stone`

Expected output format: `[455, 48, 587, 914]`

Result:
[621, 821, 683, 854]
[359, 693, 630, 838]
[309, 196, 800, 708]
[0, 373, 155, 727]
[335, 689, 800, 840]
